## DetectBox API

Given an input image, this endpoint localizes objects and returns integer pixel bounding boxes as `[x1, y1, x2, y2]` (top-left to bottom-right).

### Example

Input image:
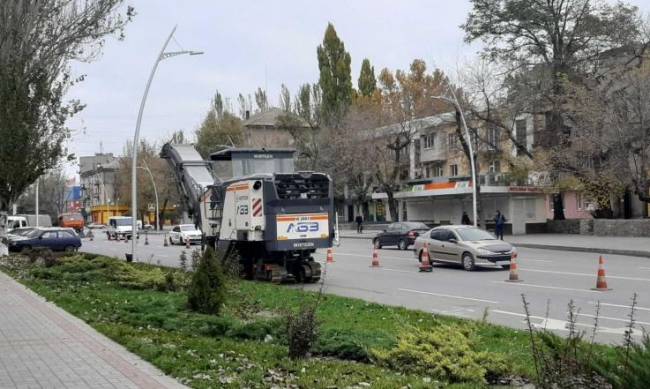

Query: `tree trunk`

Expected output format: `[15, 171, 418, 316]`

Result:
[386, 191, 399, 222]
[552, 193, 565, 220]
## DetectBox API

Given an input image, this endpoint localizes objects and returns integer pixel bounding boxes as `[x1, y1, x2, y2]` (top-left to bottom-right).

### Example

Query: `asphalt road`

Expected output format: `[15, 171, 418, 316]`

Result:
[81, 230, 650, 344]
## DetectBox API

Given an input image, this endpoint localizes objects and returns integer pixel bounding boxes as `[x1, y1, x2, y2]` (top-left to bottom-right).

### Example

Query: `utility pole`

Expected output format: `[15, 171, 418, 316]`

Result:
[35, 179, 39, 228]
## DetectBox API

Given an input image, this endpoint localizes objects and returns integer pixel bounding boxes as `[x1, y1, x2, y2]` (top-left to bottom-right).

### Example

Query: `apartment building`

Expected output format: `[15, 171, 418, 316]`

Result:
[360, 112, 559, 234]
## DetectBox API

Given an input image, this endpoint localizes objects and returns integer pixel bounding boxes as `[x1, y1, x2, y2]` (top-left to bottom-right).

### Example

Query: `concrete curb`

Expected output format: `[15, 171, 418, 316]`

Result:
[513, 243, 650, 259]
[339, 234, 650, 258]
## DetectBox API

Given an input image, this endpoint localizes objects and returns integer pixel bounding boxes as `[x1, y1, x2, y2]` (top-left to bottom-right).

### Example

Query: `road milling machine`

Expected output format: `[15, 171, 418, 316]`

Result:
[161, 143, 335, 283]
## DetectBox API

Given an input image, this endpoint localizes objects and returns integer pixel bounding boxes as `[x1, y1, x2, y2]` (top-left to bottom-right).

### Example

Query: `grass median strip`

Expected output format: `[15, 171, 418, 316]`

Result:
[0, 252, 579, 387]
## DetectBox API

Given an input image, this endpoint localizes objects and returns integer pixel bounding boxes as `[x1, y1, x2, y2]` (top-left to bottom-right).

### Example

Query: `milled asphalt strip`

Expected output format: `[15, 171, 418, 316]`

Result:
[340, 234, 650, 259]
[519, 268, 650, 282]
[491, 281, 603, 293]
[398, 288, 500, 304]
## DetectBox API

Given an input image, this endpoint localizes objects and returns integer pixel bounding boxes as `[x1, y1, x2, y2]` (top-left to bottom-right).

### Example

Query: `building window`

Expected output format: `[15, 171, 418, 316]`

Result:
[450, 164, 458, 177]
[576, 192, 591, 211]
[486, 127, 500, 150]
[448, 133, 458, 149]
[515, 119, 527, 156]
[434, 165, 444, 177]
[414, 138, 421, 164]
[423, 133, 435, 149]
[488, 160, 501, 173]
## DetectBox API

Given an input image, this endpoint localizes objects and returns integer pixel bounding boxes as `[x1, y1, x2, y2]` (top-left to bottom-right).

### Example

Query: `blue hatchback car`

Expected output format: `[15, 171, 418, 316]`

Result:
[8, 228, 82, 253]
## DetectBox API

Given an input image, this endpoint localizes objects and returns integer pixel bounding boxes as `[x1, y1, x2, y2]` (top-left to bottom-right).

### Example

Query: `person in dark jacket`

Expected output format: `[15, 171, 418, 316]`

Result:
[461, 211, 471, 225]
[494, 210, 506, 240]
[355, 215, 363, 233]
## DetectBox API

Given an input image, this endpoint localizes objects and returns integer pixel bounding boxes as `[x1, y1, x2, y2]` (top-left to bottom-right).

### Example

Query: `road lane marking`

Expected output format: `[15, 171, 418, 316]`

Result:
[591, 302, 650, 312]
[492, 281, 601, 293]
[571, 312, 650, 326]
[520, 268, 650, 282]
[398, 288, 499, 304]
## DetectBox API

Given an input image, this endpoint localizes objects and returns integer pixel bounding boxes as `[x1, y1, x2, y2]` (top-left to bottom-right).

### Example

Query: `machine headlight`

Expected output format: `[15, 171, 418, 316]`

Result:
[476, 248, 494, 256]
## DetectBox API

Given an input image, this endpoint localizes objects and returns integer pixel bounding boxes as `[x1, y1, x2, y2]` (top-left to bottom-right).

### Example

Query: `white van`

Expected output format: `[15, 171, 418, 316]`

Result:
[106, 216, 141, 240]
[6, 216, 28, 231]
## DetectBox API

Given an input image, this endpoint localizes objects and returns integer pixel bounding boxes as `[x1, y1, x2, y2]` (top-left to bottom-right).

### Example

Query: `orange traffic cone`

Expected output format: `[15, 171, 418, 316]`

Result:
[371, 247, 380, 268]
[419, 243, 433, 272]
[592, 256, 611, 291]
[326, 247, 335, 264]
[505, 252, 523, 282]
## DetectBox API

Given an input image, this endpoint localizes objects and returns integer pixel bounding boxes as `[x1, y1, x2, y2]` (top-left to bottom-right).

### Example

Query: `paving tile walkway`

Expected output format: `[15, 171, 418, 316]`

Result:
[0, 270, 187, 389]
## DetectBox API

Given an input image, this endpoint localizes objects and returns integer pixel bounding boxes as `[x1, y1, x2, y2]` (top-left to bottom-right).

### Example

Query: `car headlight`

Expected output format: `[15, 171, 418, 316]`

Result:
[476, 248, 494, 256]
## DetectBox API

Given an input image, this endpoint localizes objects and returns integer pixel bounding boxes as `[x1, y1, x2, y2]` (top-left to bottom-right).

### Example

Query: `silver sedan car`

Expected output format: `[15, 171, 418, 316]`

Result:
[413, 225, 516, 271]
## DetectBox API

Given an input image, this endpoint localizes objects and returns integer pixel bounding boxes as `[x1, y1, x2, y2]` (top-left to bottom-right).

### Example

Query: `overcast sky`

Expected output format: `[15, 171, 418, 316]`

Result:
[66, 0, 649, 171]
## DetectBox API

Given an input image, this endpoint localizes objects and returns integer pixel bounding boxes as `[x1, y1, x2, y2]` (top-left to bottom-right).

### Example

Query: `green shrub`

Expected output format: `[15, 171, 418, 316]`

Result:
[187, 247, 226, 315]
[313, 331, 370, 362]
[372, 325, 508, 384]
[593, 332, 650, 389]
[227, 318, 285, 341]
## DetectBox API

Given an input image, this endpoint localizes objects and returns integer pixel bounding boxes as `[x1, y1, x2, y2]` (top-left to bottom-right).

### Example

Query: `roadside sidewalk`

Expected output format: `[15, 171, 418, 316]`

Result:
[339, 230, 650, 258]
[0, 270, 186, 389]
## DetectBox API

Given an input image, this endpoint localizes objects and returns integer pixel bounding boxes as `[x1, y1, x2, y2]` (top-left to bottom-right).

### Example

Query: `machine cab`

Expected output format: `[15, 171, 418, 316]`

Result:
[209, 148, 296, 179]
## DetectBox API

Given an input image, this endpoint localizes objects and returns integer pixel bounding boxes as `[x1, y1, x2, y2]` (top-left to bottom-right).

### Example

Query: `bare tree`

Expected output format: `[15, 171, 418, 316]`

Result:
[0, 0, 133, 212]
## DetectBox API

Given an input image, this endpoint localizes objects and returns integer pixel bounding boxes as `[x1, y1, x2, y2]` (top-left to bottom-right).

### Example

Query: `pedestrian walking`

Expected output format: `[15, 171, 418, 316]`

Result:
[355, 215, 363, 233]
[494, 210, 506, 240]
[461, 211, 471, 225]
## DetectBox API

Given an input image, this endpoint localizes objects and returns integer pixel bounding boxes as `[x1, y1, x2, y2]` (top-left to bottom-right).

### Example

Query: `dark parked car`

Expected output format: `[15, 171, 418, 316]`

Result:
[7, 228, 82, 253]
[373, 222, 430, 250]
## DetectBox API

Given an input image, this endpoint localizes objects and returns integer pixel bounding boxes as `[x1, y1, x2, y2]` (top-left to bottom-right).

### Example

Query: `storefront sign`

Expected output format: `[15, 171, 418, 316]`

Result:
[508, 186, 543, 193]
[407, 181, 472, 192]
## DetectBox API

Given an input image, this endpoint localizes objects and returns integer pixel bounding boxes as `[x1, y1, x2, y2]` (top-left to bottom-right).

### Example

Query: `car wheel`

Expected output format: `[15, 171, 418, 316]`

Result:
[462, 252, 476, 271]
[64, 245, 76, 253]
[373, 239, 382, 249]
[398, 239, 407, 250]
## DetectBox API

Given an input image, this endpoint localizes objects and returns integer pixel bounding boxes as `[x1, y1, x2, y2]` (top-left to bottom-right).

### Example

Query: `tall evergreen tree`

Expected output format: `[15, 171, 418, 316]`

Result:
[317, 23, 352, 127]
[358, 58, 377, 97]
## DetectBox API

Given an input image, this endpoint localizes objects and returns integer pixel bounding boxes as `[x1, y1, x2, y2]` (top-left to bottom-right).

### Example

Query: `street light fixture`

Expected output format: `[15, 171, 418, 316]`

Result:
[131, 25, 202, 261]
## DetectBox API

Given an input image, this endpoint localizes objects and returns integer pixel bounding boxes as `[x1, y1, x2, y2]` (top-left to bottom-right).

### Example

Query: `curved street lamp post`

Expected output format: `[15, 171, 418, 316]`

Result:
[131, 25, 202, 261]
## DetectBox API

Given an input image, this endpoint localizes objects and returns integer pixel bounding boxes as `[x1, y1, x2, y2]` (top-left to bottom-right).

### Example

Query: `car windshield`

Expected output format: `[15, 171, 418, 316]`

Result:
[24, 229, 42, 238]
[180, 225, 197, 231]
[403, 222, 429, 230]
[62, 214, 83, 221]
[11, 228, 34, 236]
[456, 228, 496, 241]
[114, 218, 132, 226]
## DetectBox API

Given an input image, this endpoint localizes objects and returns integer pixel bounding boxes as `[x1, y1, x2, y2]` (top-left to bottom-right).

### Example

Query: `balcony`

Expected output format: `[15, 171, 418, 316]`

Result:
[420, 146, 448, 162]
